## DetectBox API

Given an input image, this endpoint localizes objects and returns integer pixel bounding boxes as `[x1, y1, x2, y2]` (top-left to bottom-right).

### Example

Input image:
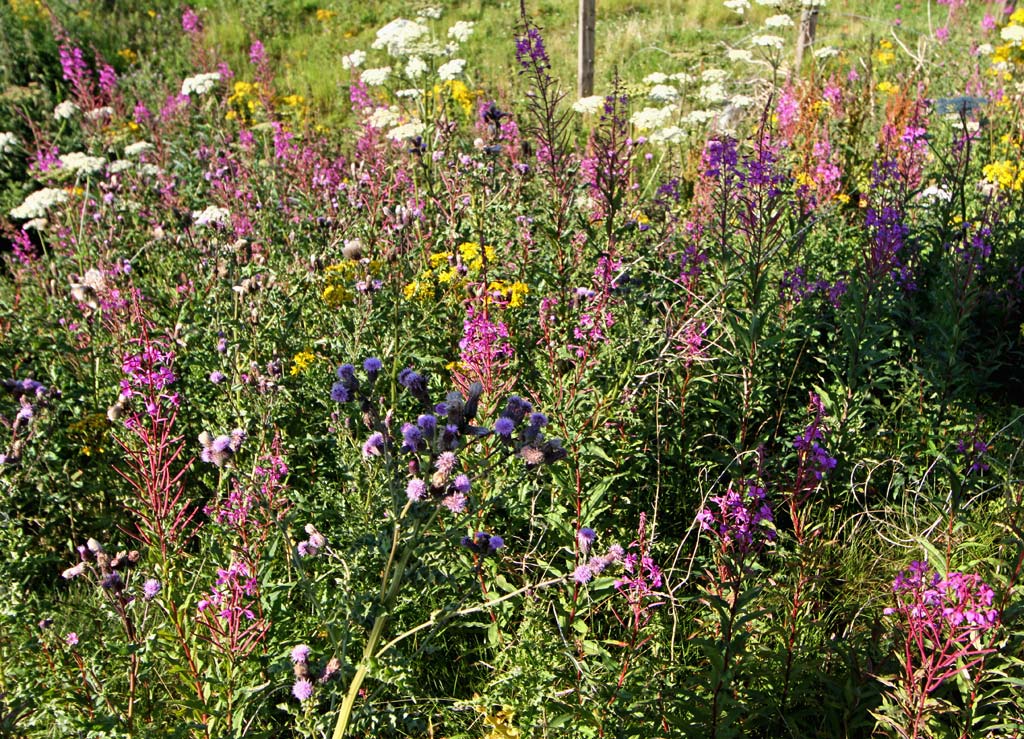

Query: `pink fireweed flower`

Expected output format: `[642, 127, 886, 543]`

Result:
[699, 482, 776, 556]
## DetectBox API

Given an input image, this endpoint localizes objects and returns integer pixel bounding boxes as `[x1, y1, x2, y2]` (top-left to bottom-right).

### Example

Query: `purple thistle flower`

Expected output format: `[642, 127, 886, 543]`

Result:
[488, 535, 505, 551]
[577, 527, 597, 553]
[435, 451, 457, 476]
[65, 632, 79, 646]
[209, 370, 226, 384]
[453, 474, 471, 494]
[291, 644, 311, 664]
[363, 356, 383, 378]
[292, 678, 314, 701]
[330, 381, 351, 403]
[417, 414, 437, 436]
[362, 432, 385, 458]
[401, 423, 423, 452]
[442, 492, 467, 514]
[573, 563, 594, 584]
[143, 578, 161, 600]
[494, 417, 515, 437]
[406, 478, 427, 502]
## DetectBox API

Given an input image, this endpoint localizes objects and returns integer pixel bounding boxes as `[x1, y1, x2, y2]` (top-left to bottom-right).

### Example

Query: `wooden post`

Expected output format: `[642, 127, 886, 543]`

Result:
[578, 0, 596, 97]
[794, 4, 819, 69]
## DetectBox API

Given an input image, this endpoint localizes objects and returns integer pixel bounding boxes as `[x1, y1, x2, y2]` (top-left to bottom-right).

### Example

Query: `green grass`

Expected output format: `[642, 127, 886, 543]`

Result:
[187, 0, 973, 120]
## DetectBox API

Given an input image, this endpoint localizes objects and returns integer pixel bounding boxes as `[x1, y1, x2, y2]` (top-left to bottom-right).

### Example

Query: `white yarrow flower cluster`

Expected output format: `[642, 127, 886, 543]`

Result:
[727, 49, 755, 63]
[643, 72, 669, 85]
[59, 152, 106, 176]
[361, 67, 392, 86]
[672, 72, 696, 84]
[342, 50, 367, 69]
[448, 21, 474, 44]
[405, 56, 428, 79]
[814, 46, 840, 59]
[10, 188, 68, 220]
[192, 205, 230, 227]
[366, 106, 403, 129]
[386, 121, 426, 141]
[53, 100, 80, 120]
[85, 106, 114, 121]
[755, 0, 782, 5]
[724, 0, 750, 14]
[438, 59, 466, 80]
[124, 141, 155, 158]
[572, 95, 605, 115]
[1001, 25, 1024, 42]
[701, 69, 728, 83]
[396, 88, 424, 99]
[630, 105, 677, 131]
[419, 7, 443, 19]
[109, 159, 134, 174]
[0, 132, 17, 156]
[372, 18, 429, 57]
[764, 14, 794, 28]
[918, 185, 952, 202]
[699, 83, 729, 104]
[750, 34, 785, 49]
[649, 126, 686, 144]
[181, 72, 221, 96]
[684, 109, 718, 125]
[649, 84, 679, 102]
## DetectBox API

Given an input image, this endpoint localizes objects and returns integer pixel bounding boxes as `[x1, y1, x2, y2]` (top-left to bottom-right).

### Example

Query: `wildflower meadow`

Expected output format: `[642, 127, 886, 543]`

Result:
[2, 0, 1024, 736]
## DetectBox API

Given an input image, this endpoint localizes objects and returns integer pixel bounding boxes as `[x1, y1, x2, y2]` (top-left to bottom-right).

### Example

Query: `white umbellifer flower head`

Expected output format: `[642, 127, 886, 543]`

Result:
[139, 163, 162, 177]
[629, 105, 677, 131]
[342, 50, 367, 69]
[437, 58, 466, 81]
[386, 121, 426, 141]
[801, 0, 825, 7]
[976, 43, 994, 56]
[750, 34, 785, 49]
[181, 72, 221, 96]
[366, 106, 403, 129]
[10, 188, 68, 220]
[1001, 25, 1024, 42]
[59, 152, 106, 176]
[448, 20, 474, 44]
[918, 185, 952, 202]
[699, 82, 729, 104]
[405, 56, 428, 79]
[701, 68, 728, 83]
[372, 18, 429, 57]
[396, 88, 424, 99]
[814, 46, 840, 59]
[727, 48, 755, 63]
[649, 126, 686, 144]
[84, 106, 114, 120]
[0, 132, 17, 155]
[755, 0, 781, 5]
[764, 13, 794, 28]
[724, 0, 750, 14]
[361, 67, 391, 86]
[672, 72, 695, 84]
[649, 84, 679, 102]
[643, 72, 669, 85]
[124, 141, 155, 158]
[683, 109, 718, 125]
[53, 100, 80, 120]
[419, 6, 443, 19]
[730, 94, 755, 107]
[572, 95, 605, 115]
[192, 205, 231, 227]
[109, 159, 134, 174]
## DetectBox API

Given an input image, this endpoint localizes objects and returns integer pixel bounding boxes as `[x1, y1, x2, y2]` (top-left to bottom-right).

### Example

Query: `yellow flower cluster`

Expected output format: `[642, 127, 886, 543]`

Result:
[487, 280, 530, 308]
[404, 242, 498, 302]
[873, 39, 895, 66]
[990, 10, 1024, 80]
[877, 81, 898, 94]
[322, 260, 383, 307]
[433, 80, 478, 117]
[316, 8, 335, 22]
[982, 160, 1024, 191]
[9, 0, 48, 22]
[290, 350, 316, 376]
[226, 81, 260, 122]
